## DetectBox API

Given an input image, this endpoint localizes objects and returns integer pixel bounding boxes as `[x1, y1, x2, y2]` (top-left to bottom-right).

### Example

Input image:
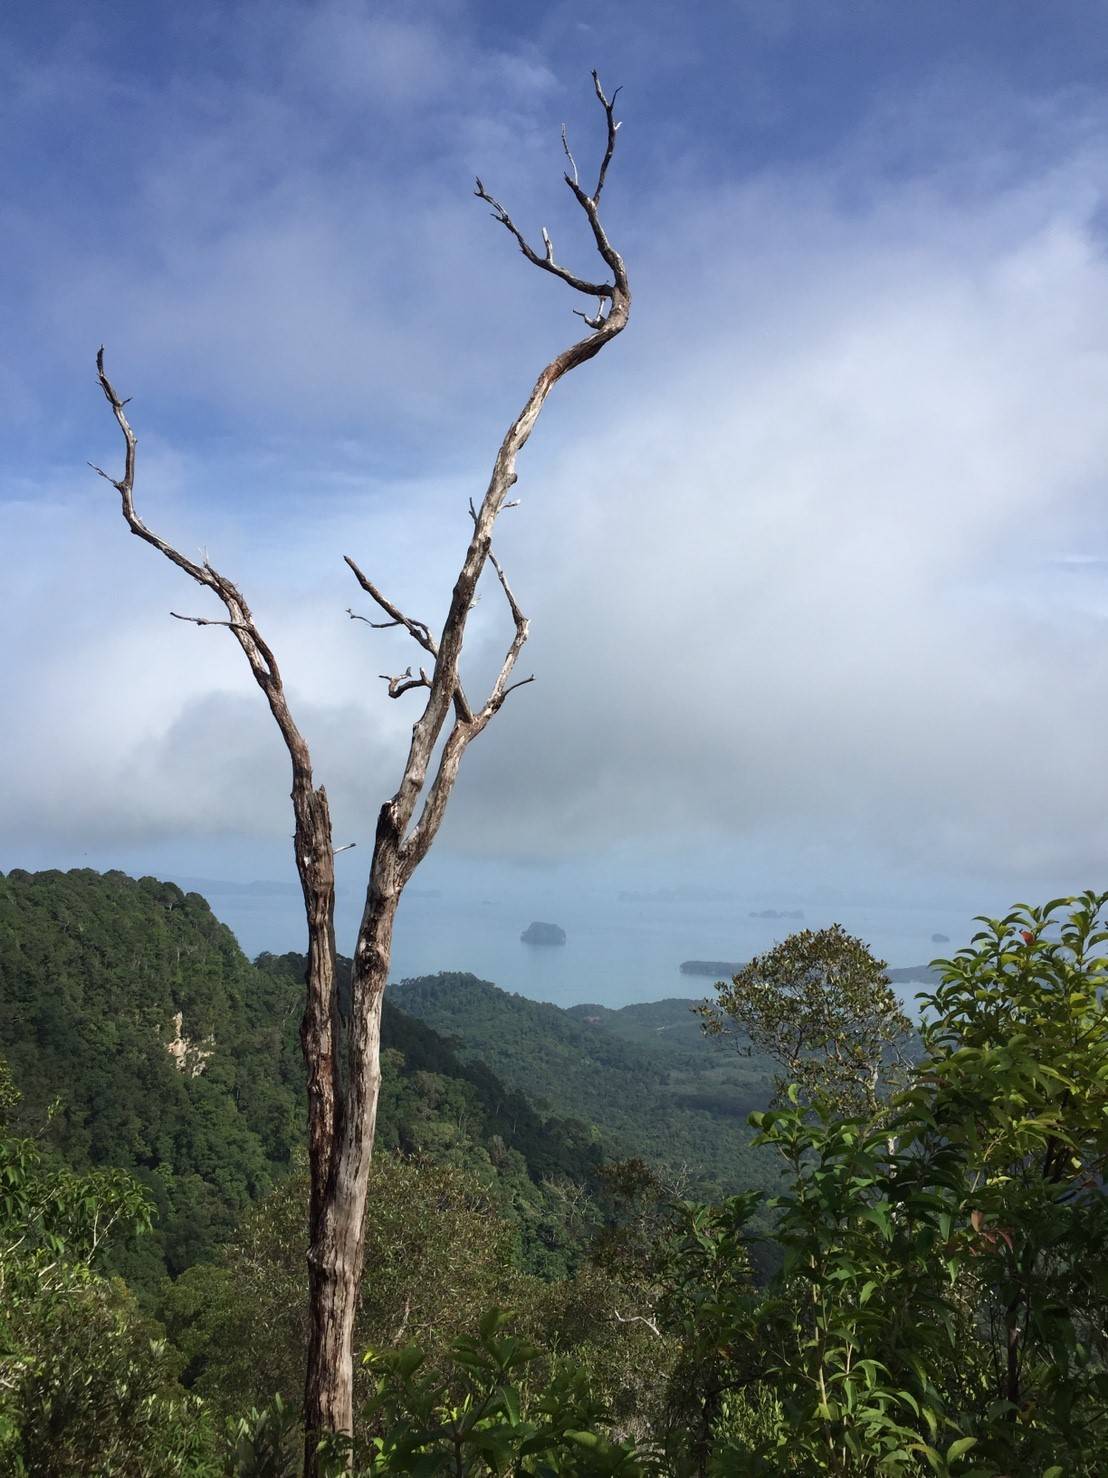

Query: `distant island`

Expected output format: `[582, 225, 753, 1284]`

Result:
[680, 959, 941, 984]
[749, 908, 805, 920]
[931, 932, 950, 944]
[885, 964, 941, 984]
[172, 875, 302, 898]
[521, 921, 566, 946]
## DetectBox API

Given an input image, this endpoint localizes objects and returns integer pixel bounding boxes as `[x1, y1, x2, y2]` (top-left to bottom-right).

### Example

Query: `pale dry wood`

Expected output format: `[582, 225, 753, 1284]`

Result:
[94, 71, 631, 1475]
[92, 356, 343, 1293]
[345, 556, 474, 724]
[378, 665, 431, 699]
[613, 1309, 663, 1339]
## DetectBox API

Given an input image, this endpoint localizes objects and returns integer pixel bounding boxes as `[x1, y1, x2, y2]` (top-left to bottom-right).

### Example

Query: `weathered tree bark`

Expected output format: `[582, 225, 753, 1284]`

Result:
[92, 72, 630, 1474]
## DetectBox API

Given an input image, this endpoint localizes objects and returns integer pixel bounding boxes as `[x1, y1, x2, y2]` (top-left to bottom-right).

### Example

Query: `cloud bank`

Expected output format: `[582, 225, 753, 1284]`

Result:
[4, 3, 1108, 910]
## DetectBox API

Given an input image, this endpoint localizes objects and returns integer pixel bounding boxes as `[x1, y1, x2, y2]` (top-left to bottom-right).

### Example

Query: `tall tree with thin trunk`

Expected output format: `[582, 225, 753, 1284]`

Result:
[90, 73, 630, 1469]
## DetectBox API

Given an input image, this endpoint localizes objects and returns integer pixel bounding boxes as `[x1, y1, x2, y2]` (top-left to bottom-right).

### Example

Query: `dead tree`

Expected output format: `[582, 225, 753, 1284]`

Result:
[91, 73, 630, 1469]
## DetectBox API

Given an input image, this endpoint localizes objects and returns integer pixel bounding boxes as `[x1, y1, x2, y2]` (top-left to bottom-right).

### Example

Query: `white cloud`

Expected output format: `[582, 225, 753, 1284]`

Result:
[441, 130, 1108, 880]
[5, 14, 1108, 904]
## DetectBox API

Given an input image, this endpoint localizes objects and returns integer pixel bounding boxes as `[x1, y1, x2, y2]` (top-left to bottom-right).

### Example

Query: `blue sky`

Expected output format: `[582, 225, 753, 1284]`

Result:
[5, 1, 1108, 957]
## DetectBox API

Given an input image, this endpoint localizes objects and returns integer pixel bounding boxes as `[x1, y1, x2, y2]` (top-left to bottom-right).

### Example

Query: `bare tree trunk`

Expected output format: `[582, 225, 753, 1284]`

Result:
[303, 983, 386, 1442]
[93, 71, 631, 1475]
[304, 842, 395, 1446]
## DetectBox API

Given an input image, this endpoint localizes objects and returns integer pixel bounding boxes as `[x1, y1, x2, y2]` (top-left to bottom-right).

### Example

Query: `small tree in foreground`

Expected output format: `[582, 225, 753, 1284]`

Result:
[90, 74, 631, 1470]
[230, 1311, 652, 1477]
[671, 894, 1108, 1475]
[697, 925, 913, 1119]
[0, 1060, 216, 1474]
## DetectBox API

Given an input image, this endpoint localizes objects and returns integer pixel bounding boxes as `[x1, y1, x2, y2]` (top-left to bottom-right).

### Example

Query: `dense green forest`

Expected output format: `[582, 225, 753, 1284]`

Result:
[3, 869, 1108, 1475]
[395, 974, 779, 1202]
[0, 870, 677, 1286]
[0, 869, 304, 1286]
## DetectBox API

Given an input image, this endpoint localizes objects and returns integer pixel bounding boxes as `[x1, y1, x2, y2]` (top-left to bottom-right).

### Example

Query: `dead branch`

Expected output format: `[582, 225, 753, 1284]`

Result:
[386, 75, 630, 883]
[572, 297, 608, 331]
[344, 557, 436, 655]
[346, 556, 474, 725]
[503, 675, 535, 696]
[613, 1310, 662, 1339]
[475, 548, 532, 719]
[95, 351, 305, 751]
[561, 124, 579, 186]
[170, 612, 249, 632]
[591, 70, 622, 204]
[488, 548, 524, 626]
[379, 666, 432, 699]
[92, 351, 343, 1349]
[473, 177, 612, 299]
[346, 608, 411, 634]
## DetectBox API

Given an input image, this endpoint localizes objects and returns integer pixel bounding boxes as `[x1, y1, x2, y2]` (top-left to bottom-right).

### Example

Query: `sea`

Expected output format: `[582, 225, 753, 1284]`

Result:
[179, 879, 971, 1013]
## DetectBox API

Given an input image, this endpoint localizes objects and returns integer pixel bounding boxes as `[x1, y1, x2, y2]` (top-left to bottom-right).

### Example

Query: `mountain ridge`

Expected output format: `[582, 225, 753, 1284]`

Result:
[0, 869, 652, 1284]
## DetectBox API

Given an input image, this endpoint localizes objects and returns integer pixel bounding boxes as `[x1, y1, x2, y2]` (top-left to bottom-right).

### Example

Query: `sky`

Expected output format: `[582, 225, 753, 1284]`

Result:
[5, 0, 1108, 983]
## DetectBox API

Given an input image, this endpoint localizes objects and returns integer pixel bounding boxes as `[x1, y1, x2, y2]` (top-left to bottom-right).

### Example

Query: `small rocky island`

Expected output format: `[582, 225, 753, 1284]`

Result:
[521, 921, 566, 946]
[885, 964, 942, 984]
[680, 959, 743, 977]
[749, 908, 805, 920]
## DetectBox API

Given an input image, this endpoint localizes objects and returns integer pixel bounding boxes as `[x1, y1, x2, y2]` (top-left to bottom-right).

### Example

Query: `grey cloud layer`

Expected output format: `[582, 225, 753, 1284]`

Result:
[444, 139, 1108, 877]
[4, 7, 1108, 899]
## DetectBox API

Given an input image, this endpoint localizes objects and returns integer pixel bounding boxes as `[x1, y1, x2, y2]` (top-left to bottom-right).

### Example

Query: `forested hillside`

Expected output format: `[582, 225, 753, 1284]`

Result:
[396, 973, 778, 1200]
[568, 995, 776, 1120]
[6, 870, 1108, 1475]
[0, 868, 302, 1284]
[0, 871, 682, 1285]
[0, 868, 774, 1463]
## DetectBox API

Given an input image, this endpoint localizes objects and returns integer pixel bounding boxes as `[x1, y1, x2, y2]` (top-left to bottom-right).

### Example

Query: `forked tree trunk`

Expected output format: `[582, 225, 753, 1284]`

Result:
[93, 71, 630, 1476]
[302, 836, 398, 1448]
[302, 968, 388, 1444]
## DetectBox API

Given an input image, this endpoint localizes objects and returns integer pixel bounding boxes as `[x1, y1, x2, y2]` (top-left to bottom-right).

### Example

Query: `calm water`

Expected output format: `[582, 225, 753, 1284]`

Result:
[196, 882, 969, 1012]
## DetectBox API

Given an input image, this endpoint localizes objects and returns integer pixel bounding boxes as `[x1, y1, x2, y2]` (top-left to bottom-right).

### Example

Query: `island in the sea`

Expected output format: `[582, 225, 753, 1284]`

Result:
[521, 921, 566, 946]
[885, 964, 941, 984]
[749, 908, 805, 920]
[679, 959, 941, 984]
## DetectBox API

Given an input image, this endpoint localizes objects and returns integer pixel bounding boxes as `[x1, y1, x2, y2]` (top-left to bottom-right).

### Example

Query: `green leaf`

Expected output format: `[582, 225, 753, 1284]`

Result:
[501, 1384, 521, 1427]
[946, 1436, 978, 1462]
[859, 1204, 891, 1238]
[479, 1306, 511, 1343]
[566, 1429, 601, 1448]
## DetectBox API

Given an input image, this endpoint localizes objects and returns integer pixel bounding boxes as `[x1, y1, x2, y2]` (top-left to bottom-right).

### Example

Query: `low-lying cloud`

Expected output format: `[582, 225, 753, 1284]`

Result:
[4, 8, 1108, 907]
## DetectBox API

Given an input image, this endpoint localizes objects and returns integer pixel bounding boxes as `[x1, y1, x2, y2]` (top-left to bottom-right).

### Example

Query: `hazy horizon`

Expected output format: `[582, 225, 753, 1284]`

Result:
[0, 858, 968, 1013]
[4, 2, 1107, 950]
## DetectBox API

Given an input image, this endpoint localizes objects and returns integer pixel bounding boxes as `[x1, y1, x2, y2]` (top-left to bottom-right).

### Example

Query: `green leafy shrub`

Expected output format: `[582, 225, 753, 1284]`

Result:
[0, 1061, 218, 1475]
[341, 1308, 653, 1475]
[660, 893, 1108, 1476]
